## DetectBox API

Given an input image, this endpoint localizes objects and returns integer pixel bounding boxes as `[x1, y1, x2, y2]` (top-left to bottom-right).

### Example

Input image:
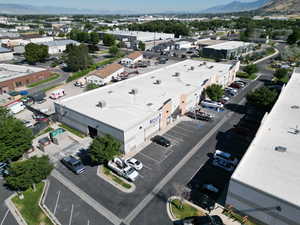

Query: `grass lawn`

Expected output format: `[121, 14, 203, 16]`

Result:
[27, 73, 60, 88]
[248, 73, 257, 80]
[170, 199, 204, 219]
[102, 166, 132, 189]
[276, 75, 290, 84]
[59, 123, 86, 138]
[98, 50, 109, 54]
[12, 183, 53, 225]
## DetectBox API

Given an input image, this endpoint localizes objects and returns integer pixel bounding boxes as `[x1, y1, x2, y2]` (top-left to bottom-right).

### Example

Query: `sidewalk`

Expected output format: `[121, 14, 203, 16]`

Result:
[210, 204, 242, 225]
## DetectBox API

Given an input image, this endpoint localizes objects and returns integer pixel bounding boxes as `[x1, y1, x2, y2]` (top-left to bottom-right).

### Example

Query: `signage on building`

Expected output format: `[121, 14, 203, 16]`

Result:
[149, 114, 161, 124]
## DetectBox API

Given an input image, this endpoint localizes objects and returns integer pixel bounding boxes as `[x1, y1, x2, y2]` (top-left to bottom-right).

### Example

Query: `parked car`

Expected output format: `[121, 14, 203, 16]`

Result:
[234, 81, 246, 87]
[229, 83, 242, 89]
[201, 100, 224, 109]
[214, 150, 239, 165]
[186, 111, 214, 121]
[212, 158, 234, 172]
[0, 162, 9, 176]
[202, 184, 219, 193]
[220, 96, 230, 104]
[151, 135, 171, 147]
[108, 157, 139, 182]
[126, 158, 143, 170]
[174, 215, 223, 225]
[61, 156, 85, 174]
[22, 120, 34, 128]
[195, 193, 215, 211]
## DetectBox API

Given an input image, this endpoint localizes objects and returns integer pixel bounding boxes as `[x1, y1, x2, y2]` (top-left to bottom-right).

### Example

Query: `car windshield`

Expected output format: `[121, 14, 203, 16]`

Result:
[72, 161, 81, 167]
[126, 167, 135, 175]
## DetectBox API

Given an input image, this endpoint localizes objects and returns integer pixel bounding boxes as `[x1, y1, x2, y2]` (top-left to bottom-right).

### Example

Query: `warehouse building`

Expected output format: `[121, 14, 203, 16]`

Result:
[40, 39, 79, 55]
[0, 64, 51, 94]
[202, 41, 255, 59]
[0, 47, 14, 61]
[226, 68, 300, 225]
[55, 60, 239, 154]
[99, 30, 175, 49]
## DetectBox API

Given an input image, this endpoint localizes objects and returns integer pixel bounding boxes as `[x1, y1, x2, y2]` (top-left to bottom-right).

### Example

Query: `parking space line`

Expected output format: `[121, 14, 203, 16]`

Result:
[0, 209, 9, 225]
[164, 134, 184, 142]
[53, 190, 61, 215]
[142, 164, 152, 170]
[87, 220, 90, 225]
[175, 126, 197, 133]
[68, 204, 74, 225]
[139, 152, 160, 163]
[168, 129, 190, 137]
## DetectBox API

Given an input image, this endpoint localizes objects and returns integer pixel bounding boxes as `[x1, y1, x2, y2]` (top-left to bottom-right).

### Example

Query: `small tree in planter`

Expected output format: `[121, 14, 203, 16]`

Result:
[173, 183, 190, 209]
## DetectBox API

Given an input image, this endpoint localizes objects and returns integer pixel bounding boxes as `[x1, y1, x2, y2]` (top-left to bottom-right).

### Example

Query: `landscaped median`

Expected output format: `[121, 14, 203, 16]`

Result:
[97, 165, 136, 193]
[167, 196, 206, 221]
[8, 181, 60, 225]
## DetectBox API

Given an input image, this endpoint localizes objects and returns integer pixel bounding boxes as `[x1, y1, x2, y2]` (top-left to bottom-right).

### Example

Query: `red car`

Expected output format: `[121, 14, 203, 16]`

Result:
[32, 114, 49, 122]
[229, 83, 242, 89]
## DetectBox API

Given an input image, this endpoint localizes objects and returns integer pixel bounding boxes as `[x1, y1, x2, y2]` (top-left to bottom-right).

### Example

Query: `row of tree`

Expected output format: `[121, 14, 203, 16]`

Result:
[69, 29, 100, 45]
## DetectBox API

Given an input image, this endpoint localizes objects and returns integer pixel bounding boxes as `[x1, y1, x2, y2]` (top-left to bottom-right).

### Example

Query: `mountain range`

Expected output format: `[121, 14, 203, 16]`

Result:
[0, 0, 299, 15]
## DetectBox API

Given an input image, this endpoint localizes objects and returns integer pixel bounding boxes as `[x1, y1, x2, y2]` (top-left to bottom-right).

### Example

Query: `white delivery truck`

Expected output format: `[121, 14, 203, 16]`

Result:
[49, 89, 65, 100]
[8, 102, 25, 114]
[107, 157, 139, 182]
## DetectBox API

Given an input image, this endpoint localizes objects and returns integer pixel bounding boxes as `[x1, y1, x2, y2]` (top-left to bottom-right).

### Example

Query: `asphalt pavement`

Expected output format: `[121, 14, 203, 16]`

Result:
[0, 180, 18, 225]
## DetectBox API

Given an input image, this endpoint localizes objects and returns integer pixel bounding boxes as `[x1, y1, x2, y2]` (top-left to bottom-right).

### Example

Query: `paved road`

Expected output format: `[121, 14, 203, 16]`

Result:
[0, 180, 18, 225]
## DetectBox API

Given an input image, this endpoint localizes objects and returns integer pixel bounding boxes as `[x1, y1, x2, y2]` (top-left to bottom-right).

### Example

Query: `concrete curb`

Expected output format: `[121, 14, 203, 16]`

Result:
[97, 165, 136, 193]
[39, 180, 62, 225]
[5, 194, 28, 225]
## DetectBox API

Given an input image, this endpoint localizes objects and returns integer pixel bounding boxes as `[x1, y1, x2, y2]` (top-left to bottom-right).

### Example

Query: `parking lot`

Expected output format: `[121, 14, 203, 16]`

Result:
[45, 177, 114, 225]
[0, 180, 18, 225]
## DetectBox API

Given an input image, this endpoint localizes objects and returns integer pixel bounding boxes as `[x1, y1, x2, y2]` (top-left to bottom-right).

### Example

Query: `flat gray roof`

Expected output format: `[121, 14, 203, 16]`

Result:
[0, 64, 46, 83]
[58, 60, 234, 131]
[232, 68, 300, 206]
[41, 39, 79, 47]
[205, 41, 253, 50]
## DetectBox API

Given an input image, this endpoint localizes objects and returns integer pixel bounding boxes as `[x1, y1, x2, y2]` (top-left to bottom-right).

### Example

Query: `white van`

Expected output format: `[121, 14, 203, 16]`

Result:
[8, 102, 25, 114]
[50, 89, 65, 100]
[201, 100, 224, 109]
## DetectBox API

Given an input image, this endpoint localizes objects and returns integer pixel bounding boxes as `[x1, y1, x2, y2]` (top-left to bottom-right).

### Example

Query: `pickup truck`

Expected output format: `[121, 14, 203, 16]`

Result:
[107, 158, 139, 182]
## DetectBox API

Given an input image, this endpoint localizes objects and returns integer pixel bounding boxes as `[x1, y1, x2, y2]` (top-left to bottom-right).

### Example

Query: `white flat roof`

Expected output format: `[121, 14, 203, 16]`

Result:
[103, 30, 174, 41]
[58, 60, 233, 131]
[232, 68, 300, 206]
[205, 41, 253, 50]
[0, 64, 46, 83]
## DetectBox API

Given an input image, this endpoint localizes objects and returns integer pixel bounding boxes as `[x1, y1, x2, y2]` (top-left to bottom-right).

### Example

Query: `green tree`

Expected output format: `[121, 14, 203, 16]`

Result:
[205, 84, 224, 102]
[89, 32, 99, 45]
[274, 68, 288, 80]
[247, 87, 278, 109]
[88, 135, 121, 165]
[24, 43, 49, 64]
[0, 107, 33, 162]
[85, 83, 99, 91]
[5, 156, 53, 191]
[244, 64, 258, 75]
[287, 29, 300, 45]
[64, 44, 93, 72]
[109, 45, 120, 57]
[103, 34, 116, 46]
[138, 41, 146, 51]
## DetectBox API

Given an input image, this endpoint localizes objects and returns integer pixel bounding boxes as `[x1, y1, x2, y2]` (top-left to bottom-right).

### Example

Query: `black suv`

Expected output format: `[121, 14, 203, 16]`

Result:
[151, 135, 171, 147]
[174, 215, 223, 225]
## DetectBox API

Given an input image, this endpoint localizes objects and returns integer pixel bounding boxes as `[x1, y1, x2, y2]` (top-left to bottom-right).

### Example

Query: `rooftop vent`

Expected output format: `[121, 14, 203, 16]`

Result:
[291, 105, 300, 109]
[190, 66, 195, 71]
[208, 66, 214, 69]
[173, 72, 180, 77]
[186, 84, 191, 86]
[274, 146, 287, 153]
[151, 76, 155, 79]
[129, 88, 138, 95]
[147, 103, 153, 106]
[108, 90, 113, 94]
[96, 100, 106, 109]
[154, 79, 161, 85]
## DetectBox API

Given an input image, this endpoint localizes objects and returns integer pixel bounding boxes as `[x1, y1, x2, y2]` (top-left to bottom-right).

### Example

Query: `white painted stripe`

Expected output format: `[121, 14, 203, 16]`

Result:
[68, 204, 74, 225]
[0, 209, 9, 225]
[53, 190, 61, 215]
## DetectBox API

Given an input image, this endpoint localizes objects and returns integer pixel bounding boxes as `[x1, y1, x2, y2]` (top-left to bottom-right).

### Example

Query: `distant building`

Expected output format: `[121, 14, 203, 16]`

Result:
[0, 47, 14, 61]
[0, 64, 51, 94]
[21, 34, 54, 44]
[121, 51, 143, 66]
[40, 39, 79, 54]
[86, 63, 124, 86]
[202, 41, 255, 59]
[175, 41, 193, 50]
[227, 68, 300, 225]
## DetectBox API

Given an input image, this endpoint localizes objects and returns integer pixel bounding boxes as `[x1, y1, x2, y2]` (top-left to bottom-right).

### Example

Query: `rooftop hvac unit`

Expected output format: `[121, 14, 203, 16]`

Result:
[190, 66, 195, 70]
[154, 79, 161, 84]
[130, 88, 138, 95]
[208, 66, 214, 69]
[274, 146, 287, 152]
[173, 72, 180, 77]
[96, 100, 106, 108]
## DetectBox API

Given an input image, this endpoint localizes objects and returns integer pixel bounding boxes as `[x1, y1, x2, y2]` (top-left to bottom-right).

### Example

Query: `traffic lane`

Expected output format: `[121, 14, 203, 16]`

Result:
[45, 176, 114, 225]
[0, 180, 19, 225]
[131, 104, 247, 225]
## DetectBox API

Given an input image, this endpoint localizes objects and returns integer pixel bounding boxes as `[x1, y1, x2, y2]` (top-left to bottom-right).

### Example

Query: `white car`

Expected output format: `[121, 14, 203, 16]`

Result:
[126, 158, 143, 170]
[214, 150, 239, 165]
[225, 87, 238, 93]
[212, 158, 234, 172]
[202, 184, 219, 193]
[22, 120, 34, 128]
[201, 100, 224, 109]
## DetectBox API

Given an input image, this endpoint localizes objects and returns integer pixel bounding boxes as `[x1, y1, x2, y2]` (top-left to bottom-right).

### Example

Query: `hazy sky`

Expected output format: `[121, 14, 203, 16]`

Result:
[0, 0, 256, 12]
